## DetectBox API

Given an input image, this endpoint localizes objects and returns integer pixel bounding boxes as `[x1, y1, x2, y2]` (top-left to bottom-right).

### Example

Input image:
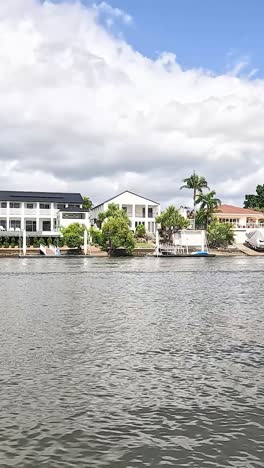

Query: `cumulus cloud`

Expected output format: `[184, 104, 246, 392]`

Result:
[0, 0, 263, 207]
[93, 1, 133, 26]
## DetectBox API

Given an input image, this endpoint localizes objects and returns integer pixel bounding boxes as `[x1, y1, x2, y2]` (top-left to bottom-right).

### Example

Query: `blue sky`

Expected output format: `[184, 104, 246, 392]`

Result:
[80, 0, 263, 77]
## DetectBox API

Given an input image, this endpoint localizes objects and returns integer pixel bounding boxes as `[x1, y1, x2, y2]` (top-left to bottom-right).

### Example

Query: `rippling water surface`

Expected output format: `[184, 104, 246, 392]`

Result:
[1, 256, 264, 467]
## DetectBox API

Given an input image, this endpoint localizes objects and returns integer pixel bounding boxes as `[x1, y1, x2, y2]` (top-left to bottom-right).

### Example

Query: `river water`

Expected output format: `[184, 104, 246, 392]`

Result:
[0, 256, 264, 468]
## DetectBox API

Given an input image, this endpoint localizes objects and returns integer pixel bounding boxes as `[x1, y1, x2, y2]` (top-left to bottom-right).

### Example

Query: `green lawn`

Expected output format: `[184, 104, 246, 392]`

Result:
[135, 242, 155, 249]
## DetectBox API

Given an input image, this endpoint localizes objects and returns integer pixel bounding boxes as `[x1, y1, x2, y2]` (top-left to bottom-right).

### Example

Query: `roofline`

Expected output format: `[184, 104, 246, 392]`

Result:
[0, 190, 82, 195]
[217, 205, 264, 216]
[92, 190, 160, 210]
[0, 190, 83, 203]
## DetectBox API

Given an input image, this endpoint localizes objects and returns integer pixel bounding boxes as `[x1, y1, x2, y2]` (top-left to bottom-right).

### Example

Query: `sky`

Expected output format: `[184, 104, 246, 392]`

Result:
[0, 0, 264, 207]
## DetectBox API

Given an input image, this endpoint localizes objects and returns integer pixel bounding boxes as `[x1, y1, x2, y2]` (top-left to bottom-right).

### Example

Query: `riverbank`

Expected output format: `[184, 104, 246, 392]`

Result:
[0, 244, 263, 257]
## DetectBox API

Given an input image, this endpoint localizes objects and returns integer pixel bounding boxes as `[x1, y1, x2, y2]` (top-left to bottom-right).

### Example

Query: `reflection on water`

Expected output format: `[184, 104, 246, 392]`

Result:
[0, 257, 264, 467]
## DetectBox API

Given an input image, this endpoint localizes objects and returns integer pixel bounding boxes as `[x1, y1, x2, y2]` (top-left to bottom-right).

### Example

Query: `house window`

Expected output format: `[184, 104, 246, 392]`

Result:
[26, 220, 36, 232]
[0, 219, 7, 229]
[122, 206, 127, 213]
[135, 221, 145, 227]
[57, 203, 66, 209]
[148, 207, 153, 218]
[62, 213, 85, 219]
[40, 203, 50, 209]
[10, 203, 20, 209]
[42, 221, 51, 231]
[1, 202, 7, 208]
[26, 203, 34, 209]
[10, 220, 21, 230]
[142, 207, 146, 217]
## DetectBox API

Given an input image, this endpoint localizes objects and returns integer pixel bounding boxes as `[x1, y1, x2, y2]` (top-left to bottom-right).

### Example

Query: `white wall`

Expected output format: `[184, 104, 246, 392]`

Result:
[91, 191, 160, 233]
[173, 230, 206, 248]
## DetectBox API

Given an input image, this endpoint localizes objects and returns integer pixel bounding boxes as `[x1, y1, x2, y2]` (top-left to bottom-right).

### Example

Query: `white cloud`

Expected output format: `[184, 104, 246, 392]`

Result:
[93, 1, 132, 26]
[0, 0, 263, 207]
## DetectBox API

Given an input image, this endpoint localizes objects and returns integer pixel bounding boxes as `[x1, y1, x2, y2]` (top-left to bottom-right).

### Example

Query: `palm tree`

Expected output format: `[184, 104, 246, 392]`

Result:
[195, 190, 221, 227]
[180, 171, 209, 228]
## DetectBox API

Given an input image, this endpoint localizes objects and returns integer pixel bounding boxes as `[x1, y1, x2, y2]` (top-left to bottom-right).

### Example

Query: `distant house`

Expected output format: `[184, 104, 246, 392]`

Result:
[0, 191, 90, 237]
[90, 190, 161, 233]
[215, 204, 264, 228]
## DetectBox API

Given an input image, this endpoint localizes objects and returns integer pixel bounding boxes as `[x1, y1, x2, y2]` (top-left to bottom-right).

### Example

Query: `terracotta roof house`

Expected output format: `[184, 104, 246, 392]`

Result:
[215, 204, 264, 228]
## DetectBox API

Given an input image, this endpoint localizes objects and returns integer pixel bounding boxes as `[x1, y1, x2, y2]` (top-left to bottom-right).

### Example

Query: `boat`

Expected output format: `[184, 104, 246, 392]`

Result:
[246, 229, 264, 251]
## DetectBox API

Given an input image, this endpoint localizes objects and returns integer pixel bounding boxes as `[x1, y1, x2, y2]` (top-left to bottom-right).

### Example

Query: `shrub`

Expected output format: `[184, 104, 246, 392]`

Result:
[3, 238, 10, 248]
[135, 224, 146, 239]
[89, 227, 102, 246]
[58, 237, 65, 247]
[46, 237, 52, 246]
[10, 237, 16, 248]
[33, 237, 39, 247]
[208, 222, 235, 248]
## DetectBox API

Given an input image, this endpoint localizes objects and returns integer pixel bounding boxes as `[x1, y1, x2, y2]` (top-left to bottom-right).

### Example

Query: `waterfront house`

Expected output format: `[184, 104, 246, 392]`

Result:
[0, 191, 90, 238]
[215, 204, 264, 244]
[215, 205, 264, 228]
[90, 190, 161, 233]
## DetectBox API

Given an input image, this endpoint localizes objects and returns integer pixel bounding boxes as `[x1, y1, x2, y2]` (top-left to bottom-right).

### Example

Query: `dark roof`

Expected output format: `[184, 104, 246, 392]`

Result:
[92, 190, 160, 210]
[0, 191, 83, 203]
[59, 207, 90, 213]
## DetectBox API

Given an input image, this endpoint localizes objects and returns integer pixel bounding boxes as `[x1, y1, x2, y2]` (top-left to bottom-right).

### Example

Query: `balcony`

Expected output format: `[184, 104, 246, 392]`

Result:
[39, 209, 51, 216]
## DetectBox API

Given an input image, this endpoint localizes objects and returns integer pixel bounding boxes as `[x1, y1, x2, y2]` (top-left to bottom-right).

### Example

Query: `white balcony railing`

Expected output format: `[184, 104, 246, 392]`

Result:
[24, 209, 37, 216]
[38, 210, 51, 216]
[219, 221, 264, 229]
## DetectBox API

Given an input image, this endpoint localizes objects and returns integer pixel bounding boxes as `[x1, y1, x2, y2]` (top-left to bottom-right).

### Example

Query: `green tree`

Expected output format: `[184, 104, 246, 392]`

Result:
[135, 224, 146, 239]
[82, 196, 93, 210]
[98, 203, 129, 223]
[180, 171, 209, 228]
[244, 184, 264, 210]
[195, 190, 221, 227]
[101, 217, 135, 255]
[156, 205, 189, 243]
[89, 226, 103, 246]
[207, 221, 234, 248]
[61, 223, 86, 249]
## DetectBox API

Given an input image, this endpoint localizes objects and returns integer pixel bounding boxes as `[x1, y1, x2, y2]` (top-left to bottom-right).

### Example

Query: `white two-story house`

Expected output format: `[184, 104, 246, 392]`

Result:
[90, 190, 160, 233]
[0, 191, 90, 236]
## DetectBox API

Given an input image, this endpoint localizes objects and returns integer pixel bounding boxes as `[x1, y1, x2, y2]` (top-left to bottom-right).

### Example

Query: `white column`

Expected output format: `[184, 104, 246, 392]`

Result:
[85, 213, 90, 229]
[36, 203, 40, 231]
[201, 230, 205, 252]
[59, 212, 63, 229]
[155, 229, 160, 257]
[7, 201, 10, 230]
[51, 203, 54, 231]
[21, 202, 25, 230]
[132, 204, 136, 230]
[83, 229, 88, 255]
[23, 229, 27, 256]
